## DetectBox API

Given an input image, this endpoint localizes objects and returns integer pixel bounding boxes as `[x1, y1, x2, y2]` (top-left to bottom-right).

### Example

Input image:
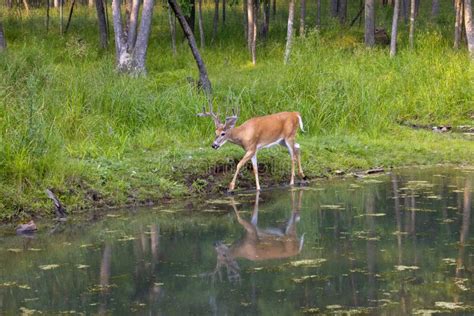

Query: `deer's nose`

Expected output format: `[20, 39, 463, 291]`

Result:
[211, 144, 219, 149]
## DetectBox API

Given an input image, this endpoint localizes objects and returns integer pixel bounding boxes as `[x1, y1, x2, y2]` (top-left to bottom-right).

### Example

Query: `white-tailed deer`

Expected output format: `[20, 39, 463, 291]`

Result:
[198, 105, 306, 191]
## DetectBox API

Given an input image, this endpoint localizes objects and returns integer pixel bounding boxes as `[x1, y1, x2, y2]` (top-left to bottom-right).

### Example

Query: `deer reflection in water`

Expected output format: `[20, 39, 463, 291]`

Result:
[212, 190, 305, 282]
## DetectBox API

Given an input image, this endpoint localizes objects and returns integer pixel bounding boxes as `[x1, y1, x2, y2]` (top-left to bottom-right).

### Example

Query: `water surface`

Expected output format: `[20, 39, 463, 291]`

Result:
[1, 167, 473, 315]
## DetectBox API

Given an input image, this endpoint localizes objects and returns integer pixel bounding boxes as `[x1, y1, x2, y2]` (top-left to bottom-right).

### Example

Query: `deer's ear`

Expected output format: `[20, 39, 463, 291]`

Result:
[224, 116, 237, 130]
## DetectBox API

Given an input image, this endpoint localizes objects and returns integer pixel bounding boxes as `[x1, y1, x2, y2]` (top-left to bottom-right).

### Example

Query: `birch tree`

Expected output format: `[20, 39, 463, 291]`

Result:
[365, 0, 375, 47]
[409, 0, 415, 48]
[390, 0, 400, 57]
[248, 0, 256, 64]
[284, 0, 295, 64]
[465, 0, 474, 57]
[0, 23, 6, 52]
[454, 0, 463, 49]
[111, 0, 155, 75]
[299, 0, 306, 36]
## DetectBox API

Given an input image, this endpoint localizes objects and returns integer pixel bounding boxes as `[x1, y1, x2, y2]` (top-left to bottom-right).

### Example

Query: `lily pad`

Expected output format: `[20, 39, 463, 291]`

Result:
[395, 265, 419, 271]
[39, 264, 60, 270]
[289, 259, 327, 267]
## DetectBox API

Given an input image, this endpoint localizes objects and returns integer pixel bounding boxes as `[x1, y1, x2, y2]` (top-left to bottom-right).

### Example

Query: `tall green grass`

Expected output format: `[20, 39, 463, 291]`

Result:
[0, 1, 472, 220]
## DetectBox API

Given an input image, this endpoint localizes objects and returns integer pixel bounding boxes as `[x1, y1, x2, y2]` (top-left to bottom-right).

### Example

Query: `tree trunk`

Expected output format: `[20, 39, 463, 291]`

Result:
[198, 0, 204, 49]
[111, 0, 131, 71]
[248, 0, 256, 64]
[95, 0, 108, 49]
[262, 0, 270, 38]
[65, 0, 76, 33]
[127, 0, 140, 50]
[409, 0, 415, 48]
[0, 23, 6, 52]
[46, 0, 50, 32]
[401, 0, 408, 23]
[390, 0, 400, 57]
[212, 0, 219, 41]
[465, 0, 474, 57]
[331, 0, 338, 18]
[339, 0, 347, 24]
[365, 0, 375, 47]
[88, 0, 94, 7]
[54, 0, 58, 8]
[168, 3, 177, 54]
[23, 0, 30, 14]
[454, 0, 463, 49]
[168, 0, 212, 95]
[316, 0, 321, 28]
[60, 0, 64, 35]
[272, 0, 276, 16]
[299, 0, 305, 36]
[431, 0, 440, 19]
[132, 0, 154, 74]
[284, 0, 295, 64]
[222, 0, 226, 25]
[243, 0, 248, 41]
[186, 0, 196, 34]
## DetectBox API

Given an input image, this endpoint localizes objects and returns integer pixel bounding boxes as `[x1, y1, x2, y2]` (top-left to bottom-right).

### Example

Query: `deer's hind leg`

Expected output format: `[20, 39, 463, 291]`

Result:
[283, 138, 297, 186]
[294, 143, 307, 180]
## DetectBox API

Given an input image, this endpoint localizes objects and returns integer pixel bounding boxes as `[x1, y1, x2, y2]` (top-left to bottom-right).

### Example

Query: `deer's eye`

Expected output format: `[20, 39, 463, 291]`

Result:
[221, 132, 226, 136]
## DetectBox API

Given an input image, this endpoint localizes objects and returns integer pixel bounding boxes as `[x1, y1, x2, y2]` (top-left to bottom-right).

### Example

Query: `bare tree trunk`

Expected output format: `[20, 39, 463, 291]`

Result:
[431, 0, 440, 19]
[127, 0, 140, 50]
[284, 0, 295, 64]
[401, 0, 408, 23]
[46, 0, 50, 32]
[339, 0, 347, 24]
[262, 0, 270, 38]
[465, 0, 474, 57]
[390, 0, 400, 57]
[316, 0, 321, 28]
[60, 0, 64, 35]
[96, 0, 108, 49]
[331, 0, 338, 18]
[222, 0, 226, 25]
[112, 0, 130, 70]
[65, 0, 76, 33]
[89, 0, 94, 7]
[197, 0, 205, 49]
[365, 0, 375, 47]
[243, 0, 248, 41]
[272, 0, 276, 16]
[409, 0, 415, 48]
[168, 0, 212, 95]
[23, 0, 30, 14]
[212, 0, 219, 41]
[0, 23, 6, 52]
[248, 0, 256, 64]
[168, 3, 177, 54]
[54, 0, 58, 8]
[299, 0, 305, 35]
[132, 0, 154, 75]
[454, 0, 463, 49]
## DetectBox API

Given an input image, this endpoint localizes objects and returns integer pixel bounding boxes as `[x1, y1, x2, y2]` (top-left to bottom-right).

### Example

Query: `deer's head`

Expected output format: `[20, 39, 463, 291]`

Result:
[198, 104, 238, 150]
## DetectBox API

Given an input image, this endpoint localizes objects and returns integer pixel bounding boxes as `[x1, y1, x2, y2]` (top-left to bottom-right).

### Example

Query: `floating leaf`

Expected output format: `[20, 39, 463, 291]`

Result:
[154, 282, 164, 286]
[76, 264, 90, 269]
[326, 305, 342, 310]
[301, 307, 320, 314]
[39, 264, 60, 270]
[395, 265, 419, 271]
[442, 258, 456, 265]
[18, 284, 31, 290]
[118, 236, 136, 242]
[106, 214, 121, 218]
[28, 248, 42, 252]
[7, 248, 22, 253]
[292, 275, 319, 283]
[80, 244, 93, 248]
[435, 302, 465, 310]
[19, 307, 41, 315]
[320, 205, 344, 210]
[365, 213, 386, 217]
[289, 259, 327, 267]
[0, 282, 17, 287]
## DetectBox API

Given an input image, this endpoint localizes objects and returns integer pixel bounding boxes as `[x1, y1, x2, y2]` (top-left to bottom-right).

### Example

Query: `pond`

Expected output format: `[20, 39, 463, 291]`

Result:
[1, 167, 473, 315]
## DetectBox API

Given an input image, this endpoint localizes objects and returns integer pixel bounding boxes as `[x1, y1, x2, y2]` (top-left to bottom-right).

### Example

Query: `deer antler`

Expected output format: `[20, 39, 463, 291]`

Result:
[197, 100, 221, 127]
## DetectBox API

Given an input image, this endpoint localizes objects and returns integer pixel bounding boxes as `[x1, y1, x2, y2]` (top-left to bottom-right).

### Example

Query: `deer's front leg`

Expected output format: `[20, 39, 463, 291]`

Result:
[229, 150, 255, 192]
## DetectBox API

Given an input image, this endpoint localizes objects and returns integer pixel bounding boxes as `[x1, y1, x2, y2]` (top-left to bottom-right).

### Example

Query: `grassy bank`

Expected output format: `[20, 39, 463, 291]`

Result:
[0, 2, 473, 222]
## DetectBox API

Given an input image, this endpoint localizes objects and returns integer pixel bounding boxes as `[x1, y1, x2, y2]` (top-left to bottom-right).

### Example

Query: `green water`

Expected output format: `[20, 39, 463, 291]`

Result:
[1, 167, 473, 315]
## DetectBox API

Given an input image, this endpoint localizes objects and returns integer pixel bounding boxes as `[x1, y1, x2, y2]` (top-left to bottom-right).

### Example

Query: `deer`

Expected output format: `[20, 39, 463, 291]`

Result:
[198, 104, 307, 192]
[213, 190, 304, 269]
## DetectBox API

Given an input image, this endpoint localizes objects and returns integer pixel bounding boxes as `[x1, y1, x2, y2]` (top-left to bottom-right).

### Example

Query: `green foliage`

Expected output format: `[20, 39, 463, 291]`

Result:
[0, 2, 473, 221]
